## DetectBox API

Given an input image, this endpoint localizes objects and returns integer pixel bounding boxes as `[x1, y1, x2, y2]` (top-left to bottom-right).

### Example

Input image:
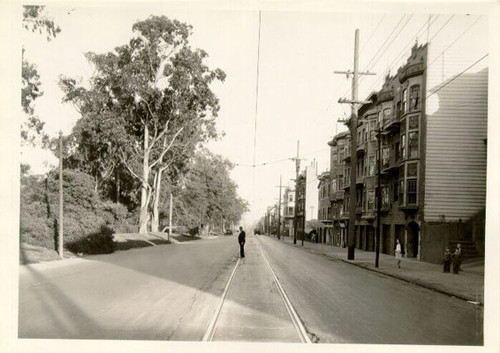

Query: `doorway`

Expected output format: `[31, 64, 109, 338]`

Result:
[407, 221, 420, 258]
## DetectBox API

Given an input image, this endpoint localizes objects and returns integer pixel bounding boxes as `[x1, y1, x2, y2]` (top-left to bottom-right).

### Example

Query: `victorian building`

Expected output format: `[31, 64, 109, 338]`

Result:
[329, 42, 487, 263]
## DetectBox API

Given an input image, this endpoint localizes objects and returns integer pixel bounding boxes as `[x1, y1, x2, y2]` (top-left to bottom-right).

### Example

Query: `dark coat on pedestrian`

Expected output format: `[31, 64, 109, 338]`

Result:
[443, 248, 452, 273]
[238, 229, 246, 258]
[451, 249, 460, 274]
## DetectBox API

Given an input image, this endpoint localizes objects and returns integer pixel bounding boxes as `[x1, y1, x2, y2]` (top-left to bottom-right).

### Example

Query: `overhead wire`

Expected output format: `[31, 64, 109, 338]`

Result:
[338, 14, 408, 100]
[355, 14, 414, 92]
[364, 14, 482, 98]
[425, 53, 488, 100]
[362, 15, 439, 95]
[425, 15, 483, 69]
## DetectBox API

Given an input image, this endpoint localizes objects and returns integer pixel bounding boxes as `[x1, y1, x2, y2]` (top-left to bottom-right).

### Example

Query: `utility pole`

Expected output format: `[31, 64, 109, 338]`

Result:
[275, 175, 286, 240]
[375, 125, 382, 268]
[335, 29, 375, 260]
[168, 192, 173, 242]
[58, 131, 63, 259]
[290, 140, 305, 245]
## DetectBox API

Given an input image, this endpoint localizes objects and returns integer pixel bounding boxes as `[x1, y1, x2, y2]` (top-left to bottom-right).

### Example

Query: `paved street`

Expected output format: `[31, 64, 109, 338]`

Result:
[19, 233, 482, 344]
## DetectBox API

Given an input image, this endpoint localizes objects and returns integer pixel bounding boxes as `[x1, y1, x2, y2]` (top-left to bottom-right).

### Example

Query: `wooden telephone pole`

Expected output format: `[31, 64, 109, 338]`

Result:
[335, 29, 375, 260]
[58, 131, 64, 259]
[289, 140, 305, 245]
[275, 175, 286, 240]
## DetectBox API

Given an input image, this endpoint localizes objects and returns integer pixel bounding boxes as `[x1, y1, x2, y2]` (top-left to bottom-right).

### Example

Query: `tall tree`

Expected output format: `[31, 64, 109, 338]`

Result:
[60, 16, 225, 233]
[21, 5, 61, 147]
[172, 149, 248, 232]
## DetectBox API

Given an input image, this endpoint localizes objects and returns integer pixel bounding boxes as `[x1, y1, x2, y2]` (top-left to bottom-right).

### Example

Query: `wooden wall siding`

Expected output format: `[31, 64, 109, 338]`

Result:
[424, 67, 488, 222]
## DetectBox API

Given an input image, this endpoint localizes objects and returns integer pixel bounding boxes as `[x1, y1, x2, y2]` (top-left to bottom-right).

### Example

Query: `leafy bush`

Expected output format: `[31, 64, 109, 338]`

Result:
[66, 224, 116, 255]
[19, 217, 53, 248]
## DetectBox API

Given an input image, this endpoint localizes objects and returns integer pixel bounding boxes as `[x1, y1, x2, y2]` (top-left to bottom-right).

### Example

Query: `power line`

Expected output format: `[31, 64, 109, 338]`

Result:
[356, 14, 414, 90]
[252, 11, 262, 167]
[234, 148, 330, 168]
[362, 15, 410, 73]
[363, 15, 439, 95]
[426, 15, 483, 70]
[360, 14, 386, 55]
[428, 14, 455, 43]
[426, 53, 488, 100]
[340, 15, 407, 100]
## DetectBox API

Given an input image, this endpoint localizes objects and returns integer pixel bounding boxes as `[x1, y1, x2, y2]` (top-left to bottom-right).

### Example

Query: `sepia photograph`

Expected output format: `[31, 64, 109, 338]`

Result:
[1, 1, 499, 352]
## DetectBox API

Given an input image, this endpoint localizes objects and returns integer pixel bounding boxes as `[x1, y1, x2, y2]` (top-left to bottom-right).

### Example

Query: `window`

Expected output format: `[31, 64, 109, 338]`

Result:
[381, 148, 389, 169]
[408, 131, 419, 159]
[393, 182, 399, 201]
[407, 179, 417, 205]
[332, 179, 337, 192]
[381, 186, 389, 208]
[369, 155, 376, 175]
[401, 134, 406, 160]
[410, 85, 420, 111]
[399, 179, 404, 205]
[394, 142, 400, 162]
[402, 88, 408, 113]
[368, 190, 375, 210]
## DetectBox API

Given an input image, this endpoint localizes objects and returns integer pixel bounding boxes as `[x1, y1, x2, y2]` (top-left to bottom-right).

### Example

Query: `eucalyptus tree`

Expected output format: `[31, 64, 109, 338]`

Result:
[172, 149, 248, 232]
[60, 16, 225, 233]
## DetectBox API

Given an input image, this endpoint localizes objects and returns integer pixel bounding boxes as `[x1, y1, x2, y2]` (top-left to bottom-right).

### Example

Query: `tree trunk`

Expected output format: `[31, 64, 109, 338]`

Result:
[115, 168, 120, 204]
[139, 125, 150, 234]
[151, 170, 162, 233]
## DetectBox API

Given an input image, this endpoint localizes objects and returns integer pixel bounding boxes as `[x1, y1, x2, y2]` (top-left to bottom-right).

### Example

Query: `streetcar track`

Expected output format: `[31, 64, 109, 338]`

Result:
[202, 240, 312, 343]
[201, 254, 240, 342]
[256, 239, 312, 344]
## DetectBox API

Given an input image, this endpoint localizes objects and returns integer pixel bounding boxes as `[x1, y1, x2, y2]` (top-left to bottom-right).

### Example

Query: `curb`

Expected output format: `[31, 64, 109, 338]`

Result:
[275, 236, 483, 306]
[337, 258, 483, 306]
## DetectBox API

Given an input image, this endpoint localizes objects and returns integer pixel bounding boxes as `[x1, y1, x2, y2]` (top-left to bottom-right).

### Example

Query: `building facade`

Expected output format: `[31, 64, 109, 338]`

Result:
[317, 172, 332, 245]
[283, 186, 295, 237]
[329, 42, 487, 263]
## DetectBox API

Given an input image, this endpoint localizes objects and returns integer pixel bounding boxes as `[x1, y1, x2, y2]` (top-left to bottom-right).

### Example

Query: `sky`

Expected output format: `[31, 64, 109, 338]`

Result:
[15, 1, 491, 226]
[2, 1, 500, 352]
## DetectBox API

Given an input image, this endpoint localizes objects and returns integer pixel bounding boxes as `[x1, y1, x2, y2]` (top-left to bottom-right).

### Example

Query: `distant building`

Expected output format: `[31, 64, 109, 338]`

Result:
[283, 186, 295, 237]
[295, 173, 306, 240]
[305, 160, 319, 224]
[317, 171, 332, 244]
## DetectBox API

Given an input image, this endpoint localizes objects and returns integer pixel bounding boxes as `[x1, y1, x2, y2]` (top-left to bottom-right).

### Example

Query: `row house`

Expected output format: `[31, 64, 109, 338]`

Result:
[295, 173, 306, 239]
[283, 186, 295, 237]
[317, 172, 332, 244]
[328, 42, 487, 264]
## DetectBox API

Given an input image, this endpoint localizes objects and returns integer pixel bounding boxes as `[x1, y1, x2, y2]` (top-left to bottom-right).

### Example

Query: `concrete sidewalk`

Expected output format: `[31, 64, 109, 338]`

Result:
[271, 235, 484, 305]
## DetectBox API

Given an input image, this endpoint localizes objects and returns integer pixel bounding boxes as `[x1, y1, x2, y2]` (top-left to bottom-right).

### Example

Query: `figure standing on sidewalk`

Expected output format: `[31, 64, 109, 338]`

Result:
[443, 247, 452, 273]
[395, 238, 403, 269]
[452, 248, 460, 274]
[456, 243, 464, 271]
[238, 226, 246, 258]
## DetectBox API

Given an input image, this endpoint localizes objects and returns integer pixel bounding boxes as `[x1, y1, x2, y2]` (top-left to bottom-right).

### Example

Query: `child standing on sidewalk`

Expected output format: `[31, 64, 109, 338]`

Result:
[443, 248, 452, 273]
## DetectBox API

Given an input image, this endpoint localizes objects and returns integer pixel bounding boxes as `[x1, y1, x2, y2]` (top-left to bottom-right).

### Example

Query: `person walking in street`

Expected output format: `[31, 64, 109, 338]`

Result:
[395, 238, 403, 269]
[238, 226, 246, 258]
[443, 247, 452, 273]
